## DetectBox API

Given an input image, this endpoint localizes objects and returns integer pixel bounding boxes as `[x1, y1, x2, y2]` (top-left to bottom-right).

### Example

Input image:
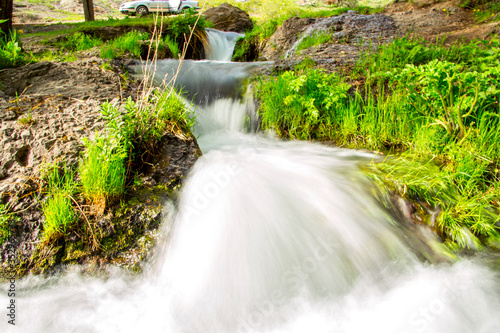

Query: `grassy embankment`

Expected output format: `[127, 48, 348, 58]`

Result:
[256, 35, 500, 251]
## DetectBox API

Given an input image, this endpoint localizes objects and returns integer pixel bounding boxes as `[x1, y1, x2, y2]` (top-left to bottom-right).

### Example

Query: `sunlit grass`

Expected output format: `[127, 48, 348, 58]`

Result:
[256, 37, 500, 249]
[41, 165, 78, 241]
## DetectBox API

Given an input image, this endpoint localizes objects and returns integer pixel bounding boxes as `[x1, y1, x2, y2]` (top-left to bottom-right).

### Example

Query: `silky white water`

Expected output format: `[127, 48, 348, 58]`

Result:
[2, 33, 500, 333]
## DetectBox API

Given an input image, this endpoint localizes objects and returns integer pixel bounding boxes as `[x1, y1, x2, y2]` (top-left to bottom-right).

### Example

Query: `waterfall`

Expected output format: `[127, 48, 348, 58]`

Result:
[2, 38, 500, 333]
[205, 28, 244, 62]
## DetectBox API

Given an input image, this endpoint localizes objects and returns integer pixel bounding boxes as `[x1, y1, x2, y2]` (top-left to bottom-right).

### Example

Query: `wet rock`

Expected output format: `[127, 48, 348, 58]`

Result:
[202, 3, 253, 33]
[261, 16, 316, 61]
[149, 132, 202, 185]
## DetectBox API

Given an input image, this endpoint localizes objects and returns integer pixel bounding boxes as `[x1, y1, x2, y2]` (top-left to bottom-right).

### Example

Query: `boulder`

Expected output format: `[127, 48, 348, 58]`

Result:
[260, 17, 316, 61]
[202, 3, 253, 33]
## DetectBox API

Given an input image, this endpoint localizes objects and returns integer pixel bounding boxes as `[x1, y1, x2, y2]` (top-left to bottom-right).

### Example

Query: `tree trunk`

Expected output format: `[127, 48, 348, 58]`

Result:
[82, 0, 95, 22]
[0, 0, 13, 36]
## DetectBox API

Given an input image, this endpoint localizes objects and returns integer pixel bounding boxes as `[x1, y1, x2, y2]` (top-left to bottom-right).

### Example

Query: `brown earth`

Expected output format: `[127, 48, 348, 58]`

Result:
[0, 57, 200, 278]
[385, 0, 500, 43]
[12, 0, 123, 24]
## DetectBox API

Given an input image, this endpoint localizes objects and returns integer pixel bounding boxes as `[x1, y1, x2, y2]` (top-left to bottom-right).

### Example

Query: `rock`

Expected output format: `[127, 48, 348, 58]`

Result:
[202, 3, 253, 33]
[149, 132, 202, 185]
[261, 17, 316, 61]
[262, 13, 397, 70]
[0, 60, 123, 100]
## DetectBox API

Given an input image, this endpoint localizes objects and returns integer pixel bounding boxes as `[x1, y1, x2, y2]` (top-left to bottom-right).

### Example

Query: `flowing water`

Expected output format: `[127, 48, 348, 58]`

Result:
[2, 30, 500, 333]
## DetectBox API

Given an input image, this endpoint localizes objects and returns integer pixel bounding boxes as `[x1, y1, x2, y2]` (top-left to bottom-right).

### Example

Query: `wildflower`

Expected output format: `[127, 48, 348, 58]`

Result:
[17, 29, 23, 35]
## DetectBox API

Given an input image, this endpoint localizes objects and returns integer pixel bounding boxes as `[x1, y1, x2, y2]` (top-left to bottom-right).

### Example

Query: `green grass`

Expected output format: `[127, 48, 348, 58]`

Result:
[296, 30, 332, 52]
[100, 30, 148, 59]
[41, 165, 78, 241]
[0, 205, 20, 244]
[79, 87, 194, 213]
[256, 37, 500, 250]
[101, 88, 195, 152]
[164, 35, 180, 58]
[55, 32, 103, 51]
[79, 135, 127, 212]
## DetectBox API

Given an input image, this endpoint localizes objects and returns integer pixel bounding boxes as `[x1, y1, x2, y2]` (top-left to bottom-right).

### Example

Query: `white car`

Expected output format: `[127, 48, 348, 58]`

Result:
[119, 0, 200, 16]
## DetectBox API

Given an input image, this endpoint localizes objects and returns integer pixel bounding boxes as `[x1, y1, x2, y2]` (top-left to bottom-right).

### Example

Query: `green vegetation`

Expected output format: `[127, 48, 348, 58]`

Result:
[161, 35, 179, 58]
[40, 87, 194, 243]
[17, 112, 36, 126]
[0, 30, 27, 69]
[41, 165, 78, 241]
[296, 30, 332, 52]
[256, 37, 500, 249]
[460, 0, 500, 23]
[100, 31, 148, 59]
[55, 32, 103, 51]
[0, 205, 20, 244]
[79, 135, 127, 212]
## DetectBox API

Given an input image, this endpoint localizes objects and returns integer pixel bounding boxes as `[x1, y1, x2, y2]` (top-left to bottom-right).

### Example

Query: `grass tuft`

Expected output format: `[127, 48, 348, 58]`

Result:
[41, 165, 78, 241]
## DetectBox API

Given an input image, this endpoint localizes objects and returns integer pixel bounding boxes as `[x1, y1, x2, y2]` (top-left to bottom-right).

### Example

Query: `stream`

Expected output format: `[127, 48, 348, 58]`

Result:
[1, 29, 500, 333]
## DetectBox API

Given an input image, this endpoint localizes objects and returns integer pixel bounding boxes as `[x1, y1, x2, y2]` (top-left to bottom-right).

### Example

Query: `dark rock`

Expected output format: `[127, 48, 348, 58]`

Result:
[202, 3, 253, 33]
[149, 132, 202, 185]
[261, 17, 316, 61]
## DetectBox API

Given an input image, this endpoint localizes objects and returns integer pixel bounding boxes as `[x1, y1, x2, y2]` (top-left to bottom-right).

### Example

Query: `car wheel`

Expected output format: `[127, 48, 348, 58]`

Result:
[136, 5, 149, 16]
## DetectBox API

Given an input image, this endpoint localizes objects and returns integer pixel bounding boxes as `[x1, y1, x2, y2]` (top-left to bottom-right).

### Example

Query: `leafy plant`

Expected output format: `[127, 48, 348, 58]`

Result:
[257, 69, 350, 140]
[0, 30, 26, 69]
[256, 36, 500, 249]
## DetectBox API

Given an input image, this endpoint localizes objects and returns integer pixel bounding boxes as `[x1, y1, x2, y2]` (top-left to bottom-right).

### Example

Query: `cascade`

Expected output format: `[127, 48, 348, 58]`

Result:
[2, 28, 500, 333]
[205, 28, 244, 62]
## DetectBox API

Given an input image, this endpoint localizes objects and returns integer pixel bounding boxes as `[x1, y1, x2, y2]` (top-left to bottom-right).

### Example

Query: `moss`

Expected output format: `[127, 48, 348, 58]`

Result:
[28, 241, 65, 275]
[62, 240, 91, 262]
